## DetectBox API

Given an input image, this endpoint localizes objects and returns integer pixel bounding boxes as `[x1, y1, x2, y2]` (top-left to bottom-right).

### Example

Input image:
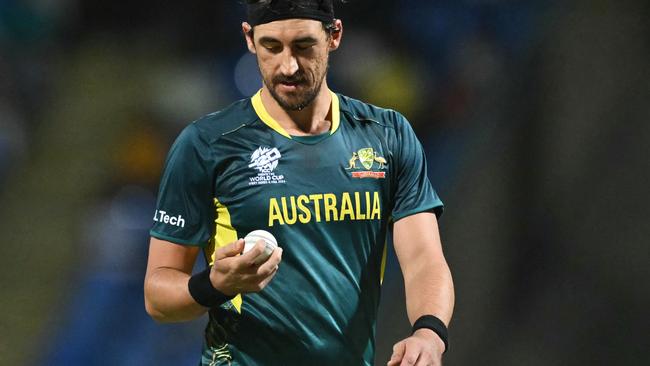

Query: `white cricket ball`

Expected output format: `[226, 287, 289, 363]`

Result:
[243, 230, 278, 264]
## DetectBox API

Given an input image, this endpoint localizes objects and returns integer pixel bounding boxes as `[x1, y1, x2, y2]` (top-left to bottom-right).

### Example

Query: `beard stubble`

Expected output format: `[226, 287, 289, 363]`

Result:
[260, 57, 329, 111]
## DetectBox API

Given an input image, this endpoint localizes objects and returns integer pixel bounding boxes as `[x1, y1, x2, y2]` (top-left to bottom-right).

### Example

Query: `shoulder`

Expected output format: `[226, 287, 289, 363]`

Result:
[186, 97, 258, 145]
[337, 93, 410, 130]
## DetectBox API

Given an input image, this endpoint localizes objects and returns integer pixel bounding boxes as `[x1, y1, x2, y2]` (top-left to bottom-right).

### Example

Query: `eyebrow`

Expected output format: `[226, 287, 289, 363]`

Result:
[257, 36, 319, 45]
[293, 37, 318, 44]
[258, 36, 280, 44]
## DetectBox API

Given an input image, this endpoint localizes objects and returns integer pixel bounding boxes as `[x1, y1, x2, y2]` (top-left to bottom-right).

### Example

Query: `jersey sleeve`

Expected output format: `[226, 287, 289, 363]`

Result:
[150, 123, 215, 246]
[390, 113, 444, 221]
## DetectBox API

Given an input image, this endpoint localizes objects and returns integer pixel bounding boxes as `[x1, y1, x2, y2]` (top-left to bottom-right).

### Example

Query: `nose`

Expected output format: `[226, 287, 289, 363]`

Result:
[279, 50, 299, 76]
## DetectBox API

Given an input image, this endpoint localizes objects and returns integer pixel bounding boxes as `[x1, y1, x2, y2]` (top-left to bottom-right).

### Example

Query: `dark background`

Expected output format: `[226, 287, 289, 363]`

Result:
[0, 0, 648, 365]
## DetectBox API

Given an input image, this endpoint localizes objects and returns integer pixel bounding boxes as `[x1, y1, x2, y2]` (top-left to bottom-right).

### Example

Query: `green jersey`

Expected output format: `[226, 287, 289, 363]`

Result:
[150, 90, 443, 366]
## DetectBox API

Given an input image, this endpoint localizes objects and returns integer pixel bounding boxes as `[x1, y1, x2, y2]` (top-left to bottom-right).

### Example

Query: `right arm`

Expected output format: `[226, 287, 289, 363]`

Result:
[144, 237, 283, 323]
[144, 237, 205, 322]
[144, 124, 282, 322]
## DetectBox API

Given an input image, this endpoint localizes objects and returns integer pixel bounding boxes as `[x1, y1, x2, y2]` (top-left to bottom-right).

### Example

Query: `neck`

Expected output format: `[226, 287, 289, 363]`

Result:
[260, 81, 333, 136]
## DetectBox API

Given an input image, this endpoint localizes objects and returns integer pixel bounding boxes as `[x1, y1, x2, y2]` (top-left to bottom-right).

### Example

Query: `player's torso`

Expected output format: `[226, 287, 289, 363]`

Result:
[201, 96, 398, 365]
[213, 120, 394, 239]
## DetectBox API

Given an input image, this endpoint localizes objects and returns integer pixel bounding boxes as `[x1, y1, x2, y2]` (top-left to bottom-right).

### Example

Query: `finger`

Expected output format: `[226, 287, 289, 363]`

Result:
[387, 359, 400, 366]
[399, 342, 421, 366]
[388, 341, 405, 366]
[413, 353, 432, 366]
[257, 266, 279, 288]
[214, 239, 245, 260]
[257, 247, 283, 276]
[243, 264, 279, 293]
[239, 241, 267, 265]
[252, 239, 275, 265]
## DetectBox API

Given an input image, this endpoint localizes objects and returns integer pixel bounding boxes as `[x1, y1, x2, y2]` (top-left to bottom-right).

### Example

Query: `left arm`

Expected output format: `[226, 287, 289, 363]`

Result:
[388, 212, 454, 366]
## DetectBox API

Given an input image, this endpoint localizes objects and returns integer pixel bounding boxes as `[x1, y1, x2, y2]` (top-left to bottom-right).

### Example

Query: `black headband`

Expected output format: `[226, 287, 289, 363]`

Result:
[247, 0, 335, 27]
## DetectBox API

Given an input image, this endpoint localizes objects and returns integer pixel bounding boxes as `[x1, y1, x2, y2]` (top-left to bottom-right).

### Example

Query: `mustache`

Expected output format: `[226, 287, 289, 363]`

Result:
[273, 73, 308, 84]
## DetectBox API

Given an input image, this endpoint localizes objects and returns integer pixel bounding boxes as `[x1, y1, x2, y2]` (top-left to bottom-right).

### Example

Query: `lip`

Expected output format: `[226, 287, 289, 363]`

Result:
[277, 82, 301, 92]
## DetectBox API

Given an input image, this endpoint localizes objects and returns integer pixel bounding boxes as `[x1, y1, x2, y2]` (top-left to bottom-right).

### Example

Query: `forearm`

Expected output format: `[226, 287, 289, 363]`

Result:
[394, 213, 455, 326]
[144, 267, 208, 323]
[403, 257, 454, 326]
[389, 243, 454, 365]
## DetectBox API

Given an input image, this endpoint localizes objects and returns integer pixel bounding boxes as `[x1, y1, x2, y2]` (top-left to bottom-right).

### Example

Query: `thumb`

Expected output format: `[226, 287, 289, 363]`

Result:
[215, 239, 245, 260]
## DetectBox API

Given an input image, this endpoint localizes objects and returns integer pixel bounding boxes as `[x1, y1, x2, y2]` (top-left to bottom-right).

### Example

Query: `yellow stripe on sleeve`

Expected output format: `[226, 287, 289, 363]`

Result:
[380, 241, 388, 284]
[211, 198, 243, 313]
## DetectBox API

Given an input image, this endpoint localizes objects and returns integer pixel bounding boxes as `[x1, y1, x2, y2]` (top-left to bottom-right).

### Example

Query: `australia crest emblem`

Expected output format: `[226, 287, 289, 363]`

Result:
[345, 147, 387, 179]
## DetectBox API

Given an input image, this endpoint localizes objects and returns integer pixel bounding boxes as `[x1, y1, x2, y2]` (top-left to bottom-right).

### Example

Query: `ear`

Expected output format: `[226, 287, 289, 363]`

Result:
[242, 22, 256, 54]
[329, 19, 343, 51]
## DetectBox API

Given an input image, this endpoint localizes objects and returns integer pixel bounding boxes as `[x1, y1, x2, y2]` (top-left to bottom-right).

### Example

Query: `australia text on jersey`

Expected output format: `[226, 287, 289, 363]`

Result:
[248, 146, 286, 186]
[268, 191, 381, 226]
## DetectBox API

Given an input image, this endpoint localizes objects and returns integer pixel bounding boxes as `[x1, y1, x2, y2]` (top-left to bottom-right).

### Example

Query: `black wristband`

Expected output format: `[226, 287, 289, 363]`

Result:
[188, 267, 234, 308]
[412, 315, 449, 353]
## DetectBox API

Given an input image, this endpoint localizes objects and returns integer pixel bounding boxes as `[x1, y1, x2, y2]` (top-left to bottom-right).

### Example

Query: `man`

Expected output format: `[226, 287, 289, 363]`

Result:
[144, 0, 454, 365]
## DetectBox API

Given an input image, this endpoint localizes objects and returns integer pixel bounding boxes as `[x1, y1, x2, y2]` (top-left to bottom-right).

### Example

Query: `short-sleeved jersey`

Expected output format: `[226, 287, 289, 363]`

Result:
[150, 90, 443, 366]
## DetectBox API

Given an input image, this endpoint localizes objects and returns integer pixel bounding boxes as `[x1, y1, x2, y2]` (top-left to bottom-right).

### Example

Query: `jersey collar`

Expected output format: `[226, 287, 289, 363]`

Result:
[251, 89, 340, 139]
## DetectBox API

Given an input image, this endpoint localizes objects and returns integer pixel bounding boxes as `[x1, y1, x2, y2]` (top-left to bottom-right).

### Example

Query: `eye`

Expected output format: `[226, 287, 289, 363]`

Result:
[263, 44, 282, 53]
[294, 43, 315, 51]
[264, 46, 282, 53]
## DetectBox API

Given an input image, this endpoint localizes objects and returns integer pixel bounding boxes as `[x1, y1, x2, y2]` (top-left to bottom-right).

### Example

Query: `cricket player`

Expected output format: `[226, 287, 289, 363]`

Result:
[144, 1, 454, 365]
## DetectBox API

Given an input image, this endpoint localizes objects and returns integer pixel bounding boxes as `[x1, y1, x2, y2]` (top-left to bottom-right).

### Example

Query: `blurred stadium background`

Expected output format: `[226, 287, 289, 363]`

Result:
[0, 0, 648, 365]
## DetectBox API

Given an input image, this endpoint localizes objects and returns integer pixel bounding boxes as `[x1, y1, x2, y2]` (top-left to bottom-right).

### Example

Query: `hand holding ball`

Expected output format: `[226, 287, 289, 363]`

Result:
[243, 230, 278, 265]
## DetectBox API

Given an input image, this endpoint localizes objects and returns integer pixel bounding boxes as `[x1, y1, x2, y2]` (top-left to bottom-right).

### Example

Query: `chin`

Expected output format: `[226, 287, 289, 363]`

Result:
[277, 94, 308, 108]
